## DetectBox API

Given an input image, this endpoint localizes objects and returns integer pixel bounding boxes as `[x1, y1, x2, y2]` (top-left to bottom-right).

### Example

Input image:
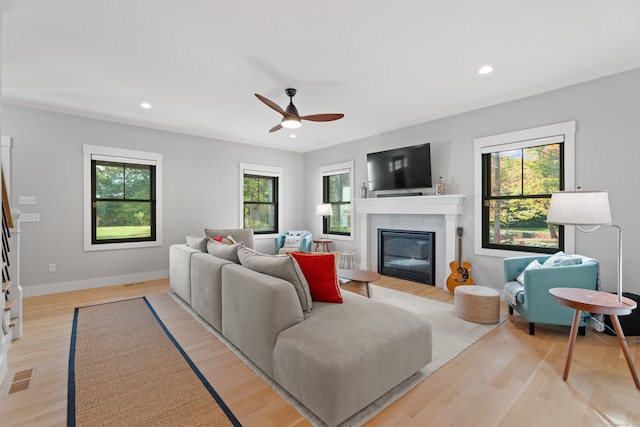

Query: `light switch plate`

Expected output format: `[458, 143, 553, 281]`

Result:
[20, 213, 40, 222]
[19, 196, 36, 205]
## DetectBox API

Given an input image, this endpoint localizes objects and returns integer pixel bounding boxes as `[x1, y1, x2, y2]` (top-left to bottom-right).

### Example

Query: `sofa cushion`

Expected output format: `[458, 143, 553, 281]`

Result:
[516, 259, 543, 285]
[237, 246, 313, 314]
[205, 228, 254, 250]
[186, 234, 208, 252]
[284, 234, 303, 248]
[207, 240, 241, 264]
[290, 252, 342, 303]
[542, 251, 583, 268]
[272, 291, 432, 426]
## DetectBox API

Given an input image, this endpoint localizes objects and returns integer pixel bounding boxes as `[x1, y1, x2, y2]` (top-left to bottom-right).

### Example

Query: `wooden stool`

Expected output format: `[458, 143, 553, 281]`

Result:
[454, 285, 500, 324]
[340, 251, 355, 269]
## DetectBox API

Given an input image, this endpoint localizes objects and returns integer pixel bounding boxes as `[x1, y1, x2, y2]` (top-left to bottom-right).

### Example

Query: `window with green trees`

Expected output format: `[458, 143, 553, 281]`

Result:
[323, 172, 351, 236]
[244, 174, 278, 234]
[92, 160, 156, 244]
[482, 142, 563, 253]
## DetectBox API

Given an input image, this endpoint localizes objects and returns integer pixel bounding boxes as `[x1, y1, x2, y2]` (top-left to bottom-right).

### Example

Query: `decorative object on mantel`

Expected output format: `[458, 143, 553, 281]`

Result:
[436, 176, 446, 195]
[360, 182, 368, 198]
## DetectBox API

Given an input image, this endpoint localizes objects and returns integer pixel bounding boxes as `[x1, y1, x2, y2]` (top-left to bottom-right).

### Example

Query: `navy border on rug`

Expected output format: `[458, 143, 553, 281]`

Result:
[67, 296, 242, 427]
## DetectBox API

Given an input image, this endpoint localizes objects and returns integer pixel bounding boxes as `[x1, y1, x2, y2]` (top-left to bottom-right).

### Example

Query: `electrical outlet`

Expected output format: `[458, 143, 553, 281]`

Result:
[49, 264, 56, 273]
[20, 213, 40, 222]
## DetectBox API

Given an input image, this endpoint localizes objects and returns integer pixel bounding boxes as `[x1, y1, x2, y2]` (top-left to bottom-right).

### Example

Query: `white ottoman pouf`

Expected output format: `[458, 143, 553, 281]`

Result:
[454, 285, 500, 324]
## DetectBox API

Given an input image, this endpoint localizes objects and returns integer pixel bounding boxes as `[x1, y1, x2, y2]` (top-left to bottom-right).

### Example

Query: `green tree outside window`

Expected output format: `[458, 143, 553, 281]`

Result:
[323, 172, 351, 235]
[92, 160, 156, 243]
[244, 174, 278, 234]
[482, 143, 563, 253]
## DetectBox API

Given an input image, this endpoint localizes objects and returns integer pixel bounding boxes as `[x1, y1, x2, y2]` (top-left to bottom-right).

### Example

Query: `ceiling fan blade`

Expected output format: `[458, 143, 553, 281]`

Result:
[299, 113, 344, 122]
[255, 93, 286, 116]
[269, 123, 283, 133]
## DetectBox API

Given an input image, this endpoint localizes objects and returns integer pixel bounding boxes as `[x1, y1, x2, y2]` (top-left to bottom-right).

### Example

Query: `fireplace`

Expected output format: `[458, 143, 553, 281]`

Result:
[354, 194, 465, 288]
[378, 229, 435, 285]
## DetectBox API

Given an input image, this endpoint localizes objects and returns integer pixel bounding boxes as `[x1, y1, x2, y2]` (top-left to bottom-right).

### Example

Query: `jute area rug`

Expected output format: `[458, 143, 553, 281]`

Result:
[68, 297, 242, 427]
[171, 284, 503, 427]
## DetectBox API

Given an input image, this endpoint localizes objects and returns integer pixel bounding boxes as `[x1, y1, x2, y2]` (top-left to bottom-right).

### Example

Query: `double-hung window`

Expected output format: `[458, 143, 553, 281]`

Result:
[83, 145, 162, 251]
[320, 161, 354, 238]
[474, 122, 575, 256]
[240, 163, 282, 235]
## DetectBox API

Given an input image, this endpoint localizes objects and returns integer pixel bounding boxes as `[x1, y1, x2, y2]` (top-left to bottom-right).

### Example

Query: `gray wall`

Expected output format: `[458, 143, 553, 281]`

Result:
[3, 106, 305, 295]
[4, 68, 639, 296]
[303, 68, 640, 295]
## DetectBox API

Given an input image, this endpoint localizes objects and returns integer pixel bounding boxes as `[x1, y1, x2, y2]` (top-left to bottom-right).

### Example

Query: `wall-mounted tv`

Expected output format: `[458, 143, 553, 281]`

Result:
[366, 143, 432, 192]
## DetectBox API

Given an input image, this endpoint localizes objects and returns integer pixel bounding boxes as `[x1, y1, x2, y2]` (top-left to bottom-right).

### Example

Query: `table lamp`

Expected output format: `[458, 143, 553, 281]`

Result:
[316, 203, 333, 239]
[546, 190, 622, 302]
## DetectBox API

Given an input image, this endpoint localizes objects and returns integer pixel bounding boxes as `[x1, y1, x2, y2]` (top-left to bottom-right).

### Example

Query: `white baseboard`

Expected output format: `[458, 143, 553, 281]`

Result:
[21, 270, 169, 297]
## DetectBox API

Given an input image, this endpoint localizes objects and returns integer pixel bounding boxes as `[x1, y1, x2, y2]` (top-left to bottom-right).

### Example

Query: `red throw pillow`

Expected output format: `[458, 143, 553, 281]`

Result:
[211, 235, 224, 243]
[290, 252, 342, 303]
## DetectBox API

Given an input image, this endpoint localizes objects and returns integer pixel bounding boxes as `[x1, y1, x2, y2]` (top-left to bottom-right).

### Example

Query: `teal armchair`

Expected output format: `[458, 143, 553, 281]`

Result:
[503, 254, 599, 335]
[274, 230, 312, 254]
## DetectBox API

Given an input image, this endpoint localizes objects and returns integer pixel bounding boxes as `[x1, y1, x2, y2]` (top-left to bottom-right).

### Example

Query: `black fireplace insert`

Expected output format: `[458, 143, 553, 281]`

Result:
[378, 229, 435, 284]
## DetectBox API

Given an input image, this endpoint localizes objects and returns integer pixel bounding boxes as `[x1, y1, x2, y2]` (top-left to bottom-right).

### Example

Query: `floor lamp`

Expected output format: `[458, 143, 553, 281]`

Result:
[546, 190, 622, 301]
[316, 203, 333, 239]
[547, 190, 640, 389]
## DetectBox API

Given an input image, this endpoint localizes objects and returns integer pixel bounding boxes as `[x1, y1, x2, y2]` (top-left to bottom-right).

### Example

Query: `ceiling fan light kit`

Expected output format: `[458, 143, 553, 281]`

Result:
[255, 88, 344, 133]
[281, 116, 302, 129]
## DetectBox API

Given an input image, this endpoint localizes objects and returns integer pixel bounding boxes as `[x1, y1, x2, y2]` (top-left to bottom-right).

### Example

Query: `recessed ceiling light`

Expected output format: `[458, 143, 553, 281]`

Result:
[140, 102, 152, 109]
[478, 65, 494, 75]
[289, 134, 297, 139]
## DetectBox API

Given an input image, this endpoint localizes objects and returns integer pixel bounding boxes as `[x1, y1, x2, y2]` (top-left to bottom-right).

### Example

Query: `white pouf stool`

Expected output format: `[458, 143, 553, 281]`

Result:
[454, 285, 500, 324]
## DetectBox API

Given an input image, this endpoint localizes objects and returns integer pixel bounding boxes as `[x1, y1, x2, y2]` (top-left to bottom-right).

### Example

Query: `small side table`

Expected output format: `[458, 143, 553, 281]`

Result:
[549, 287, 639, 389]
[338, 268, 380, 298]
[313, 239, 332, 252]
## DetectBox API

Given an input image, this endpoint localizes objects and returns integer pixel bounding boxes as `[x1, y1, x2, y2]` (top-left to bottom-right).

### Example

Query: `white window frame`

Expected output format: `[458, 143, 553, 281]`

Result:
[473, 121, 576, 257]
[319, 161, 355, 241]
[83, 144, 163, 251]
[239, 163, 283, 239]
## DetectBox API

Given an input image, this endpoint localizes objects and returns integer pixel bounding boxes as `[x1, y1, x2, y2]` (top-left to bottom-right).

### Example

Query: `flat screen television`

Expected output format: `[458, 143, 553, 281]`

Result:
[367, 143, 432, 192]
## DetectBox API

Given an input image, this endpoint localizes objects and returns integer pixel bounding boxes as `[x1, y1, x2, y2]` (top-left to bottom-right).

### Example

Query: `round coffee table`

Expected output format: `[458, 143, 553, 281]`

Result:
[338, 268, 381, 298]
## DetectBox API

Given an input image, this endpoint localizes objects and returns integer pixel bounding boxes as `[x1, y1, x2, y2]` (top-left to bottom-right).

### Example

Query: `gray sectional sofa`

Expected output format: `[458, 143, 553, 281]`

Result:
[169, 228, 432, 426]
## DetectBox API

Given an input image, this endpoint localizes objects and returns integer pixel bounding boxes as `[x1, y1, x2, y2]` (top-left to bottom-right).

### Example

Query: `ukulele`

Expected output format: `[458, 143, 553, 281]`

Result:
[446, 227, 474, 293]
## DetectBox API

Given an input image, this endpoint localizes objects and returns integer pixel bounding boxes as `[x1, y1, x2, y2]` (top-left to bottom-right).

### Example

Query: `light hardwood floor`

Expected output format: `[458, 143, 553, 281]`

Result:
[0, 277, 638, 426]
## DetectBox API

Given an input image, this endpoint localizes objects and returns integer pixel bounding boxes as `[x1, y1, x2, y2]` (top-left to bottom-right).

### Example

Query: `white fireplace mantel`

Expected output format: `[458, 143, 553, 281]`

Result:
[354, 194, 466, 287]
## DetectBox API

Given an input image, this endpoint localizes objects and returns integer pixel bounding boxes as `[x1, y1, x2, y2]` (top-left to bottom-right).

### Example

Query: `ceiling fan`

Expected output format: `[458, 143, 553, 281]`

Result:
[255, 88, 344, 133]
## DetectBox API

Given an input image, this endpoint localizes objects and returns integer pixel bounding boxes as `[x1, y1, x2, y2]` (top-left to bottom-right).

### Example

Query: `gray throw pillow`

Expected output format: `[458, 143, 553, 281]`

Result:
[207, 240, 241, 263]
[237, 246, 313, 314]
[186, 234, 208, 252]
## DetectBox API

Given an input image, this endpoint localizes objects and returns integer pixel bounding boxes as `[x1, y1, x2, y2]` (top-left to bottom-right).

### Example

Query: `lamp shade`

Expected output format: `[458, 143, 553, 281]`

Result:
[315, 203, 333, 217]
[546, 191, 612, 226]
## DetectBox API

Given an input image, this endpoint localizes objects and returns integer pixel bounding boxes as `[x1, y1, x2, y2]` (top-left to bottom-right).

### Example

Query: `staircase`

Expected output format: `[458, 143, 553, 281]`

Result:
[1, 169, 22, 382]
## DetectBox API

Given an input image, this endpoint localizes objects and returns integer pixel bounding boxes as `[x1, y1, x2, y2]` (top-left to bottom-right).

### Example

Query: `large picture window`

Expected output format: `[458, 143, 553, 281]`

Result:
[473, 122, 575, 257]
[83, 145, 162, 251]
[320, 161, 354, 238]
[482, 141, 563, 252]
[92, 160, 156, 244]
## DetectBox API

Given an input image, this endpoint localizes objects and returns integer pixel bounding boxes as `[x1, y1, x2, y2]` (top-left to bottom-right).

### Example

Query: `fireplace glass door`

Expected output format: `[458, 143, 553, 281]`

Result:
[378, 229, 435, 284]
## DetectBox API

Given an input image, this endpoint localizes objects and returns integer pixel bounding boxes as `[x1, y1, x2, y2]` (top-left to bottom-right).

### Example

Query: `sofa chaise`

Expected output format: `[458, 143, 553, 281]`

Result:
[170, 228, 432, 426]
